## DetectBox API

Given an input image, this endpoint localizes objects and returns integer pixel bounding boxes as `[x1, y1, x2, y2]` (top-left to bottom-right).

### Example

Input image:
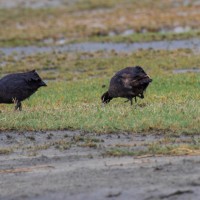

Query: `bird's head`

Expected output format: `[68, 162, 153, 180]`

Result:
[101, 91, 112, 104]
[134, 66, 152, 82]
[28, 70, 47, 88]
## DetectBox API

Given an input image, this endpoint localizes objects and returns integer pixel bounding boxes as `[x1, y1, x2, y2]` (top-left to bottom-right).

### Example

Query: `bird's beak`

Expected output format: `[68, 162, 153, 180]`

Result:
[146, 75, 152, 82]
[40, 81, 47, 87]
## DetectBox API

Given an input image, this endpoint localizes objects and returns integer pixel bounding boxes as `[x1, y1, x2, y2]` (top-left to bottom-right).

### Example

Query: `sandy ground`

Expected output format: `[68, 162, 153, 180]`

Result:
[0, 131, 200, 200]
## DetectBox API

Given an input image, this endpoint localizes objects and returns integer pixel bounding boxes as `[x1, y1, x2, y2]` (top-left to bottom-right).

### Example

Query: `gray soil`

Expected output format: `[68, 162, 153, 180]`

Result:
[0, 131, 200, 200]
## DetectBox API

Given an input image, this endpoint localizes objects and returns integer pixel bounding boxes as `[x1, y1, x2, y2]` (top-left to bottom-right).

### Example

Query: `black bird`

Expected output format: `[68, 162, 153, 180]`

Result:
[101, 66, 152, 105]
[0, 70, 47, 111]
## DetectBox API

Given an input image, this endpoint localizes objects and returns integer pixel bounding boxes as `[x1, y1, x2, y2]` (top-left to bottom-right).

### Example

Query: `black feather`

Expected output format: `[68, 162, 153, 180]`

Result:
[101, 66, 152, 105]
[0, 70, 47, 110]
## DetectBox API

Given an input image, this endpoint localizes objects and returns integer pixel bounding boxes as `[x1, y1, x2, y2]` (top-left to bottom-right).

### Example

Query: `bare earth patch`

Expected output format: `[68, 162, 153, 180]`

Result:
[0, 131, 200, 200]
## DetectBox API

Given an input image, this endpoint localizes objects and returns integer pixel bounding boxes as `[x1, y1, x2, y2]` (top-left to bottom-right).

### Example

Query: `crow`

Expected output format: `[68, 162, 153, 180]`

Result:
[101, 66, 152, 105]
[0, 70, 47, 111]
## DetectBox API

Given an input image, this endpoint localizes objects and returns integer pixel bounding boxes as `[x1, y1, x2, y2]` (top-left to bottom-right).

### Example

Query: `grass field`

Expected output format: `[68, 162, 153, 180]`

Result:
[0, 0, 200, 158]
[0, 49, 199, 135]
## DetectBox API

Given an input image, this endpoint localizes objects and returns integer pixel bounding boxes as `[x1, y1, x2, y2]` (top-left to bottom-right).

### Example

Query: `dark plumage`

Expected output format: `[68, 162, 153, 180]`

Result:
[101, 66, 152, 105]
[0, 70, 47, 110]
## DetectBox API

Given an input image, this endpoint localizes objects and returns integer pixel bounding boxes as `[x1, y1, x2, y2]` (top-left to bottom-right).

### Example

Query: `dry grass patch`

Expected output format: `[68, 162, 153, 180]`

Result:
[1, 0, 200, 45]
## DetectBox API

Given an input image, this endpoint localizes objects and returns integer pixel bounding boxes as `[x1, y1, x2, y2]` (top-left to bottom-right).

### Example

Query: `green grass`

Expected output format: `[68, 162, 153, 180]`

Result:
[0, 1, 199, 158]
[1, 48, 200, 79]
[0, 49, 199, 134]
[0, 49, 199, 157]
[0, 73, 199, 134]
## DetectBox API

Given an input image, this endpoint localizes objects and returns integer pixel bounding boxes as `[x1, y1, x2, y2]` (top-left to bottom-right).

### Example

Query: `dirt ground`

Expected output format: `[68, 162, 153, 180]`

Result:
[0, 131, 200, 200]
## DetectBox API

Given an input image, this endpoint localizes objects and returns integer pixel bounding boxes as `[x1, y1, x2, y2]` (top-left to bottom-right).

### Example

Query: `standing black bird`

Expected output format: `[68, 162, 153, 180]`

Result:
[0, 70, 47, 111]
[101, 66, 152, 105]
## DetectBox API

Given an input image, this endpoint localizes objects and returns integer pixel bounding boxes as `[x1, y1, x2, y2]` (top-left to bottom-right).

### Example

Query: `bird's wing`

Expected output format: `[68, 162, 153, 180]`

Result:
[119, 73, 151, 88]
[131, 76, 151, 87]
[119, 73, 138, 89]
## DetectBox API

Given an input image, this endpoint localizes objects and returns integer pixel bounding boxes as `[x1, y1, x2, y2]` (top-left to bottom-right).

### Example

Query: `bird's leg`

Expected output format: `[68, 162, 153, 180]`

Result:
[130, 98, 133, 106]
[15, 101, 22, 111]
[18, 102, 22, 111]
[134, 97, 137, 109]
[124, 98, 133, 106]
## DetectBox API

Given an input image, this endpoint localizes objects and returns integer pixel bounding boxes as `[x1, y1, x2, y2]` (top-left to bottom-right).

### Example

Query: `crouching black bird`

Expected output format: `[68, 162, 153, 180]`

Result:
[101, 66, 152, 106]
[0, 70, 47, 111]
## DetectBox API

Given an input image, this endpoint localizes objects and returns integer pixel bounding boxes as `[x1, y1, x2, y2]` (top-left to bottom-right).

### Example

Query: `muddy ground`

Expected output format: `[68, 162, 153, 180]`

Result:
[0, 131, 200, 200]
